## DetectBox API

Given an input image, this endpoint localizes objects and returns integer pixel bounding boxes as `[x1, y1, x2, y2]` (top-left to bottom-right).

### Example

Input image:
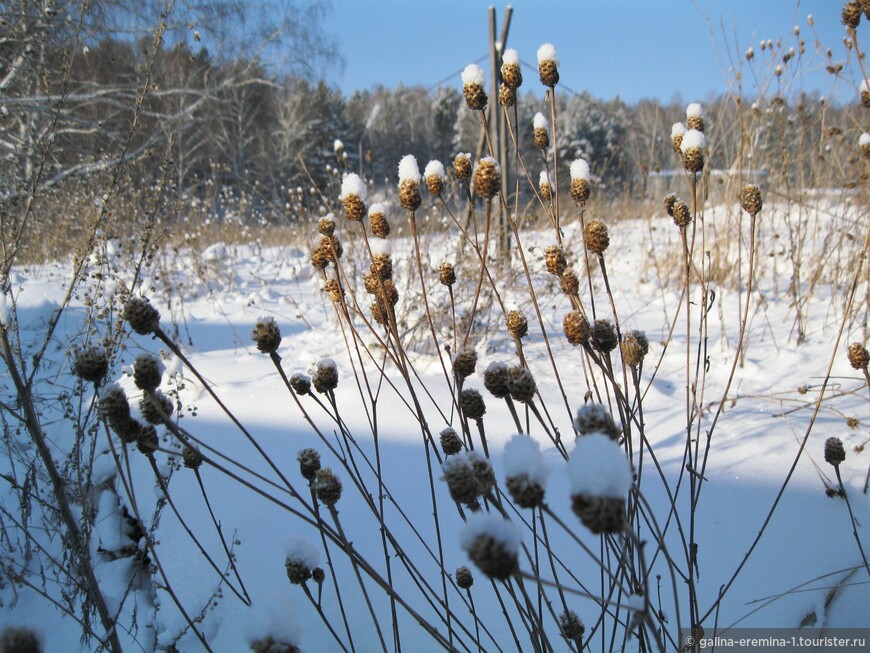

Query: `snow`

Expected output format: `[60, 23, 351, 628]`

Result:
[0, 291, 7, 326]
[680, 128, 706, 152]
[477, 156, 500, 173]
[686, 102, 704, 118]
[333, 138, 343, 152]
[502, 48, 519, 65]
[459, 511, 522, 554]
[460, 63, 485, 87]
[424, 159, 446, 181]
[569, 158, 590, 180]
[339, 172, 367, 201]
[860, 133, 870, 146]
[567, 433, 633, 498]
[862, 79, 869, 94]
[369, 238, 392, 256]
[671, 121, 687, 139]
[397, 154, 420, 182]
[533, 112, 548, 130]
[368, 202, 387, 217]
[502, 434, 550, 485]
[284, 538, 320, 569]
[536, 42, 558, 64]
[538, 170, 550, 186]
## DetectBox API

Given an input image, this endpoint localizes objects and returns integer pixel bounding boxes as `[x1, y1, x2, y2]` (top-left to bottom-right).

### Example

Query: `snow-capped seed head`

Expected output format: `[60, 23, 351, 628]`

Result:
[671, 122, 687, 153]
[533, 112, 549, 149]
[568, 434, 631, 534]
[452, 348, 478, 379]
[442, 451, 494, 505]
[455, 566, 474, 589]
[501, 48, 522, 89]
[318, 214, 336, 235]
[73, 346, 109, 383]
[584, 219, 610, 255]
[133, 353, 165, 392]
[124, 296, 160, 335]
[506, 310, 528, 340]
[461, 512, 521, 580]
[285, 538, 320, 585]
[861, 80, 870, 108]
[453, 152, 472, 180]
[182, 446, 203, 470]
[539, 170, 552, 201]
[333, 139, 344, 154]
[574, 403, 621, 440]
[847, 342, 869, 370]
[99, 382, 131, 430]
[563, 310, 591, 346]
[745, 46, 754, 60]
[560, 610, 585, 641]
[570, 158, 590, 181]
[462, 64, 488, 111]
[369, 237, 392, 258]
[680, 129, 706, 174]
[483, 361, 511, 398]
[824, 437, 846, 466]
[473, 157, 501, 199]
[439, 426, 464, 456]
[140, 389, 173, 425]
[314, 467, 342, 506]
[620, 330, 649, 368]
[368, 202, 390, 238]
[424, 160, 447, 196]
[503, 434, 550, 508]
[686, 103, 704, 131]
[312, 357, 339, 394]
[592, 319, 618, 353]
[339, 173, 367, 220]
[507, 365, 536, 403]
[740, 184, 763, 216]
[570, 159, 591, 203]
[860, 133, 870, 159]
[289, 372, 311, 395]
[537, 43, 559, 87]
[398, 155, 422, 211]
[297, 448, 321, 481]
[438, 261, 456, 286]
[252, 316, 282, 354]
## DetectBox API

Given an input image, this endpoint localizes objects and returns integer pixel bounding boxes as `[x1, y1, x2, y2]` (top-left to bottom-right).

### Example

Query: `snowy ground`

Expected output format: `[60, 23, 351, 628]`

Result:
[0, 201, 868, 652]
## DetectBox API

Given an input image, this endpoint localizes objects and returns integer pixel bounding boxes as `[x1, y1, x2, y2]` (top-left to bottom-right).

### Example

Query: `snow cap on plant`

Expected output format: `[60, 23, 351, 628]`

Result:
[333, 138, 343, 155]
[140, 389, 173, 425]
[453, 152, 472, 180]
[503, 434, 550, 508]
[539, 170, 552, 201]
[671, 121, 687, 153]
[501, 48, 522, 89]
[73, 346, 109, 384]
[285, 538, 320, 585]
[133, 353, 164, 392]
[398, 154, 422, 211]
[473, 156, 501, 199]
[424, 160, 447, 196]
[847, 342, 869, 370]
[560, 610, 585, 642]
[745, 46, 754, 61]
[439, 426, 463, 456]
[568, 434, 632, 534]
[680, 129, 706, 174]
[861, 80, 870, 108]
[860, 133, 870, 159]
[483, 361, 511, 398]
[252, 316, 282, 354]
[506, 309, 528, 340]
[507, 365, 536, 403]
[289, 372, 311, 396]
[537, 42, 559, 87]
[584, 219, 610, 255]
[461, 63, 487, 111]
[339, 173, 367, 221]
[570, 158, 591, 203]
[124, 296, 160, 335]
[461, 512, 521, 580]
[368, 202, 390, 238]
[686, 102, 704, 132]
[442, 450, 495, 505]
[312, 357, 339, 393]
[741, 184, 763, 216]
[438, 261, 456, 286]
[533, 112, 549, 150]
[574, 402, 621, 440]
[563, 310, 591, 346]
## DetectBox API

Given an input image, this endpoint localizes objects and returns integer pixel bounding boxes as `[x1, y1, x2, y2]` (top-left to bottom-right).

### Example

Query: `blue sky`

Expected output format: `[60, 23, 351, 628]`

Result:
[323, 0, 855, 103]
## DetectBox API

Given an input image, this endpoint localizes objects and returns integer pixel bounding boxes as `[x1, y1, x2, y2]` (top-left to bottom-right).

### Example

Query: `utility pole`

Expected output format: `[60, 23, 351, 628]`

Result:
[487, 5, 513, 257]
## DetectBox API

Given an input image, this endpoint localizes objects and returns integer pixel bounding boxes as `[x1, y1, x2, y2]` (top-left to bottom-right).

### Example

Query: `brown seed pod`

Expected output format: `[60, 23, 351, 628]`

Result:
[824, 437, 846, 466]
[664, 192, 678, 217]
[501, 61, 522, 90]
[620, 330, 649, 368]
[571, 494, 625, 534]
[285, 558, 312, 585]
[426, 174, 445, 197]
[370, 254, 393, 281]
[455, 566, 474, 589]
[506, 310, 528, 340]
[741, 184, 763, 216]
[73, 347, 109, 383]
[507, 365, 536, 403]
[439, 261, 456, 286]
[140, 390, 173, 425]
[369, 209, 390, 238]
[460, 388, 487, 420]
[574, 402, 621, 440]
[847, 342, 869, 370]
[289, 372, 311, 395]
[538, 60, 559, 88]
[534, 127, 549, 150]
[182, 446, 203, 470]
[570, 178, 590, 204]
[453, 154, 472, 181]
[136, 423, 158, 454]
[544, 245, 567, 276]
[584, 220, 610, 255]
[505, 474, 546, 509]
[563, 311, 591, 346]
[843, 1, 861, 28]
[560, 268, 580, 296]
[133, 354, 164, 392]
[314, 467, 342, 506]
[592, 319, 618, 353]
[463, 83, 488, 111]
[473, 158, 501, 200]
[498, 83, 516, 107]
[672, 200, 692, 229]
[99, 384, 131, 432]
[124, 297, 160, 335]
[399, 179, 422, 211]
[687, 115, 704, 133]
[312, 359, 339, 394]
[310, 244, 330, 271]
[324, 278, 344, 303]
[559, 611, 585, 641]
[341, 194, 366, 222]
[318, 215, 336, 235]
[252, 317, 282, 354]
[453, 348, 478, 380]
[440, 427, 464, 456]
[297, 448, 321, 481]
[483, 361, 511, 399]
[465, 530, 518, 580]
[682, 147, 704, 174]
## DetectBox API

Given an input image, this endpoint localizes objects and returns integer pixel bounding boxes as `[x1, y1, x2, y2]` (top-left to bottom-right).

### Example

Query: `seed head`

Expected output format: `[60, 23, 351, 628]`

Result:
[847, 342, 869, 370]
[442, 451, 494, 505]
[140, 389, 173, 425]
[501, 48, 522, 89]
[672, 200, 692, 229]
[73, 346, 109, 383]
[368, 203, 390, 238]
[620, 330, 649, 368]
[560, 610, 585, 641]
[664, 192, 678, 217]
[289, 372, 311, 395]
[741, 184, 763, 216]
[452, 348, 478, 380]
[861, 80, 870, 108]
[824, 437, 846, 466]
[461, 64, 487, 111]
[455, 565, 474, 589]
[572, 494, 626, 534]
[297, 448, 321, 481]
[136, 423, 159, 453]
[324, 278, 344, 303]
[592, 319, 618, 353]
[843, 1, 861, 29]
[370, 253, 393, 281]
[506, 310, 528, 340]
[460, 388, 487, 420]
[133, 353, 164, 392]
[440, 427, 464, 456]
[339, 173, 367, 221]
[544, 244, 567, 276]
[574, 403, 621, 440]
[539, 170, 552, 202]
[498, 83, 516, 107]
[680, 129, 706, 174]
[863, 0, 870, 19]
[473, 157, 501, 200]
[424, 160, 447, 197]
[671, 122, 687, 153]
[398, 155, 422, 211]
[507, 365, 536, 403]
[182, 446, 203, 470]
[533, 113, 549, 150]
[537, 43, 559, 87]
[252, 316, 282, 354]
[686, 103, 705, 132]
[563, 311, 591, 346]
[312, 358, 339, 394]
[505, 474, 546, 509]
[453, 153, 472, 181]
[314, 467, 342, 506]
[461, 513, 521, 580]
[124, 297, 160, 335]
[310, 243, 330, 271]
[483, 361, 511, 398]
[569, 158, 591, 203]
[560, 268, 580, 296]
[99, 383, 131, 432]
[0, 627, 42, 653]
[439, 261, 456, 286]
[318, 214, 336, 235]
[584, 220, 610, 254]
